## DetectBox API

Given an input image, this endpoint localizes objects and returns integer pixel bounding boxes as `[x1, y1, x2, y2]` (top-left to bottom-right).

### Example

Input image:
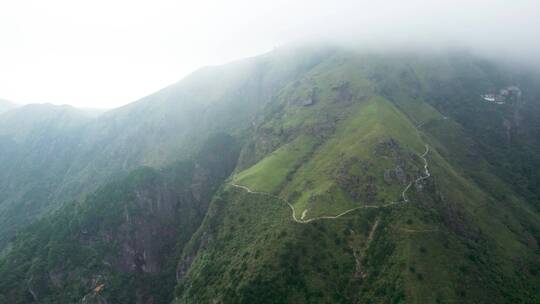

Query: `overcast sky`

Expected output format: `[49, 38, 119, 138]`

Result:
[1, 0, 539, 108]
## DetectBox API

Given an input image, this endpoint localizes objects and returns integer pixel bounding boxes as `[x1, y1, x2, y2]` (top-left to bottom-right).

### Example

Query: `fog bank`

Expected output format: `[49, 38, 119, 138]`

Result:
[0, 0, 538, 107]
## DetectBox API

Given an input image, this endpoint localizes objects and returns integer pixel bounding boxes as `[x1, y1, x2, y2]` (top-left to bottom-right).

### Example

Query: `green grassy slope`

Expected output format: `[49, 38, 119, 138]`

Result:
[233, 135, 319, 193]
[279, 97, 425, 219]
[232, 50, 434, 222]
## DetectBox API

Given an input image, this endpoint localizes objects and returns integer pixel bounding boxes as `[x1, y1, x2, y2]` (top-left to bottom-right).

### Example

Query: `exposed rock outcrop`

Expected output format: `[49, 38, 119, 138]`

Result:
[332, 80, 353, 103]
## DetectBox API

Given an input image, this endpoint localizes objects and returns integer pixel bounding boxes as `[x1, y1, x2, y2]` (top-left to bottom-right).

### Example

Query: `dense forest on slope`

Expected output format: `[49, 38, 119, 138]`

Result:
[0, 46, 539, 303]
[0, 134, 239, 303]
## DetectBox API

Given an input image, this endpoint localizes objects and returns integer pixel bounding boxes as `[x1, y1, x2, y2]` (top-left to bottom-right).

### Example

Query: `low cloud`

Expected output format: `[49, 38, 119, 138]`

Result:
[0, 0, 538, 107]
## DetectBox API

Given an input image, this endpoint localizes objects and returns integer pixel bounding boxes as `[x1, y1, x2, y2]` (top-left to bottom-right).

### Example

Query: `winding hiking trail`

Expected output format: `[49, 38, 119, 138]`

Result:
[230, 122, 432, 224]
[229, 183, 304, 223]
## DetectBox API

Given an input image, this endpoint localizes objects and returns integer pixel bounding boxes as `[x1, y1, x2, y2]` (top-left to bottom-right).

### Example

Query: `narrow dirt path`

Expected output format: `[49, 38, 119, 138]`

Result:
[230, 183, 304, 223]
[301, 209, 308, 220]
[367, 219, 380, 243]
[394, 144, 430, 204]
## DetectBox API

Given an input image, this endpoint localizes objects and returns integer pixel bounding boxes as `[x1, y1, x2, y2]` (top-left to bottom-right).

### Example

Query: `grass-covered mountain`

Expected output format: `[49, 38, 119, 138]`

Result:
[0, 46, 539, 303]
[173, 49, 540, 303]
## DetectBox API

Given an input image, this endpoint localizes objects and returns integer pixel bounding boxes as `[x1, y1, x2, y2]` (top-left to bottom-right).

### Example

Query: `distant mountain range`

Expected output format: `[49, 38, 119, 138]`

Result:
[0, 99, 16, 114]
[0, 46, 539, 304]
